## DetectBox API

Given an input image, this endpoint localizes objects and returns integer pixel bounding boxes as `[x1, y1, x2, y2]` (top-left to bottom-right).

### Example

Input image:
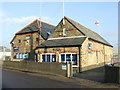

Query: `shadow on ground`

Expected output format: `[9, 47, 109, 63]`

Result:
[73, 66, 105, 83]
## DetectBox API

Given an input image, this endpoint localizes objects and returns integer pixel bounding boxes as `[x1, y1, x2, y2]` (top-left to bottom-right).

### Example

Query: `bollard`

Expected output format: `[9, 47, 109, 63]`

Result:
[70, 62, 73, 77]
[67, 62, 70, 77]
[67, 61, 73, 78]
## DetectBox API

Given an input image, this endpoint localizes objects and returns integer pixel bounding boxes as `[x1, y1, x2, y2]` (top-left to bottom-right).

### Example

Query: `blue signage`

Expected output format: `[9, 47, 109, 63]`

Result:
[13, 47, 19, 52]
[53, 49, 60, 51]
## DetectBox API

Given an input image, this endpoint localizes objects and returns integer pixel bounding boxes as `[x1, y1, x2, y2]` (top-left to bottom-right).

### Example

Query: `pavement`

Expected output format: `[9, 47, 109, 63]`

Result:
[2, 68, 120, 88]
[2, 69, 86, 88]
[73, 66, 105, 82]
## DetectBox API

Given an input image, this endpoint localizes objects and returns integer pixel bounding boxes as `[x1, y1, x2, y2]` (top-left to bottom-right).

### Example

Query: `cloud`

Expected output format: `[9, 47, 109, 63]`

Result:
[0, 16, 38, 24]
[0, 16, 54, 25]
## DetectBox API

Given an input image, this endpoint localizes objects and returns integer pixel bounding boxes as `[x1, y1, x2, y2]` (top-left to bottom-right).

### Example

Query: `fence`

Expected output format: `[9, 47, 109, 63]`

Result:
[111, 54, 119, 64]
[105, 65, 120, 83]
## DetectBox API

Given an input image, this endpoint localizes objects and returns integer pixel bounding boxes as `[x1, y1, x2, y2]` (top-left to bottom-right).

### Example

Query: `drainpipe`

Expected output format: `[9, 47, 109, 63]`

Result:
[103, 45, 105, 65]
[78, 46, 81, 73]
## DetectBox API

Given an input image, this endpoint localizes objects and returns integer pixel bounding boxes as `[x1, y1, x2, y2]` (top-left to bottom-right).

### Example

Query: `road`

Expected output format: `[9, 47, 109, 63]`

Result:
[2, 69, 86, 88]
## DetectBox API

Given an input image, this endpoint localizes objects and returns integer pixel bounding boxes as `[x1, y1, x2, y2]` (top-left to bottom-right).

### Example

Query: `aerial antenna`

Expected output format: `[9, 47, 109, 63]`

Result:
[38, 2, 42, 46]
[62, 0, 64, 18]
[62, 0, 65, 25]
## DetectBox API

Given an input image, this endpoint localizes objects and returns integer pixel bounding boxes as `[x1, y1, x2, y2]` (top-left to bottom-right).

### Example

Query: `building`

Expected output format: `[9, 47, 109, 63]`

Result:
[10, 19, 55, 61]
[35, 16, 113, 72]
[0, 46, 11, 61]
[112, 46, 119, 64]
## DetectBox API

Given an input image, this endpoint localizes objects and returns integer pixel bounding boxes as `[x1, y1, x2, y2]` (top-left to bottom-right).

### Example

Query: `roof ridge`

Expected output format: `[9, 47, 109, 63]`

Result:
[16, 19, 55, 34]
[37, 19, 56, 27]
[48, 36, 86, 40]
[64, 16, 98, 34]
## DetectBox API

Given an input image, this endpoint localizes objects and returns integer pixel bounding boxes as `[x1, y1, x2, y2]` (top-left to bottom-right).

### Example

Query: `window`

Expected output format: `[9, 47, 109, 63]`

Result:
[26, 53, 29, 59]
[47, 31, 52, 35]
[15, 53, 29, 59]
[60, 53, 77, 66]
[66, 54, 71, 61]
[88, 43, 92, 50]
[19, 53, 23, 59]
[26, 40, 30, 45]
[16, 53, 20, 59]
[42, 55, 46, 62]
[18, 39, 21, 43]
[47, 54, 50, 62]
[72, 54, 77, 65]
[22, 53, 29, 59]
[23, 53, 26, 59]
[13, 47, 19, 52]
[26, 36, 30, 45]
[52, 55, 56, 62]
[61, 54, 65, 61]
[42, 53, 56, 62]
[36, 38, 39, 41]
[63, 28, 67, 36]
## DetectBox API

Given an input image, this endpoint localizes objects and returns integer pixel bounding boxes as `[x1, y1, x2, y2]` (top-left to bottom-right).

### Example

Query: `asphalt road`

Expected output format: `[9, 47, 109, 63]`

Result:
[2, 69, 85, 88]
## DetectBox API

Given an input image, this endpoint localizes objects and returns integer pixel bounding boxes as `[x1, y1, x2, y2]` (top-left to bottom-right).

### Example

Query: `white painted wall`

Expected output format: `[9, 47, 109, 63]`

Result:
[0, 52, 11, 60]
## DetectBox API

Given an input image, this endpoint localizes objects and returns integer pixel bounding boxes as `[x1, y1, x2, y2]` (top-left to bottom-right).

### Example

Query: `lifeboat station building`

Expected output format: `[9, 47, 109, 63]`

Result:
[35, 16, 113, 72]
[10, 19, 55, 61]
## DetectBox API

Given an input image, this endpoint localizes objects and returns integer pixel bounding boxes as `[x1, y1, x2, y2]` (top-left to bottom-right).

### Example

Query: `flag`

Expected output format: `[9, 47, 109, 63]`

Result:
[95, 21, 100, 26]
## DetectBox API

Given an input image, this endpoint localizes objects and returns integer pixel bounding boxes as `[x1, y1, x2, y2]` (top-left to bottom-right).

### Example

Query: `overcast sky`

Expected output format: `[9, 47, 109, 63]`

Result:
[0, 1, 118, 48]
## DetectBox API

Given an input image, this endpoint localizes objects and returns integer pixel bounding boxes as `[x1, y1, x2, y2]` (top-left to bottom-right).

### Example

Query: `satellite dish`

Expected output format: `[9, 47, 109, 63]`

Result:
[95, 21, 100, 26]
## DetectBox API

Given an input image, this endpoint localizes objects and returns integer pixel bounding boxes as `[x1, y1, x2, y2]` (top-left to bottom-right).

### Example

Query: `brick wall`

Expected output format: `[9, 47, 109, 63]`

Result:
[81, 38, 113, 70]
[11, 32, 45, 61]
[48, 19, 84, 39]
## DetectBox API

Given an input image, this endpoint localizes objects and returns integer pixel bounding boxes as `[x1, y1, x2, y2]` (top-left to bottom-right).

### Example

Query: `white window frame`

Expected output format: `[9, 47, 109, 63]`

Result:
[60, 53, 78, 67]
[16, 53, 29, 59]
[41, 53, 56, 62]
[23, 53, 29, 59]
[63, 28, 67, 36]
[16, 53, 20, 59]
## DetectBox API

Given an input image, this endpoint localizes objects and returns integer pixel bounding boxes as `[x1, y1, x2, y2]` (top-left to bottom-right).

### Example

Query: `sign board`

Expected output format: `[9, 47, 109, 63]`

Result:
[88, 43, 92, 50]
[88, 51, 92, 53]
[13, 47, 19, 52]
[53, 49, 60, 51]
[62, 64, 67, 70]
[53, 48, 62, 51]
[35, 50, 39, 54]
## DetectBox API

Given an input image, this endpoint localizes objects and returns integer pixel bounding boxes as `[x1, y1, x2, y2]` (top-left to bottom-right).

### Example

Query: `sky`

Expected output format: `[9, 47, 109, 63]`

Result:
[0, 1, 118, 48]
